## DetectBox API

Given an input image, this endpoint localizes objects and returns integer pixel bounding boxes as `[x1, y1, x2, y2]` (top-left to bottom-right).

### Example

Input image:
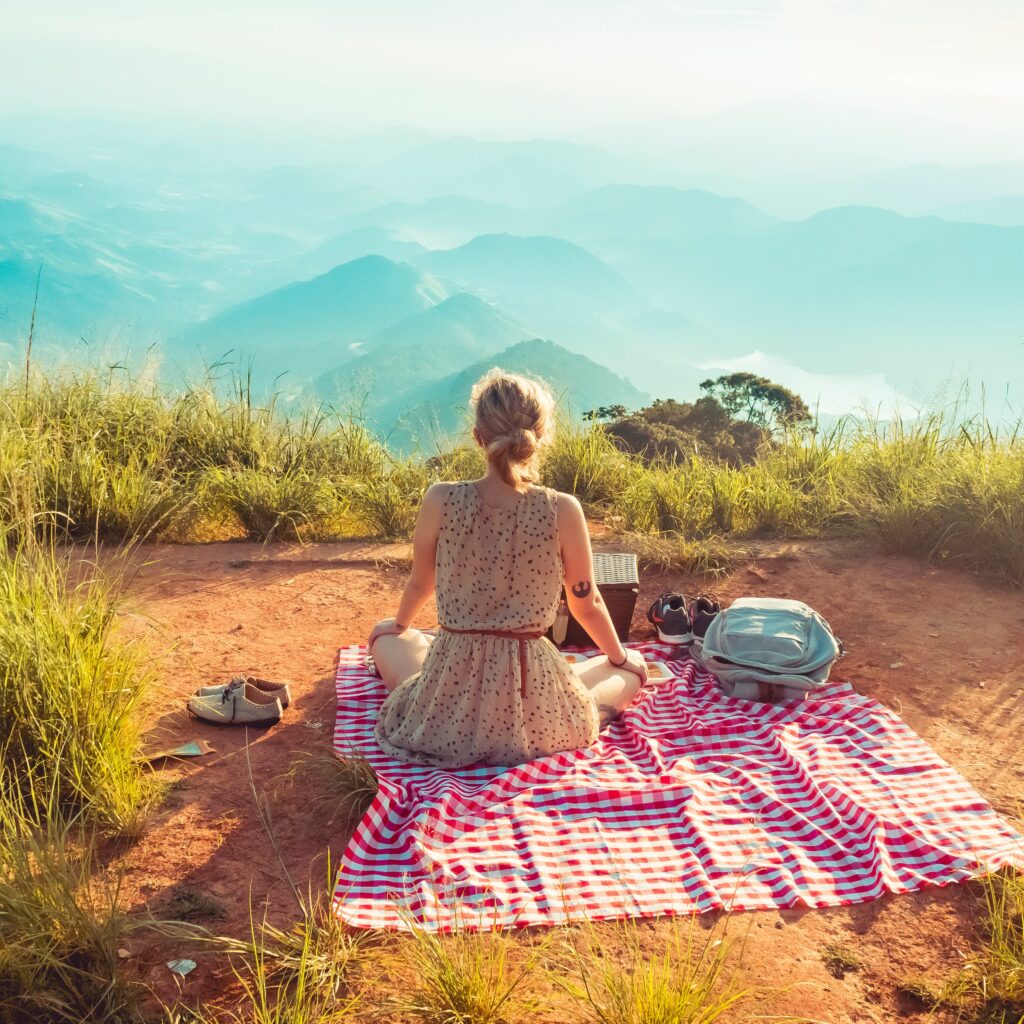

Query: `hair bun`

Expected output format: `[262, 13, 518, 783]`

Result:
[510, 427, 537, 457]
[471, 370, 555, 488]
[488, 427, 536, 459]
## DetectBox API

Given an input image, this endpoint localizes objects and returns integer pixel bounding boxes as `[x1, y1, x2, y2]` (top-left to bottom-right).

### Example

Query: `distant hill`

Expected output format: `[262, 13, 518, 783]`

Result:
[830, 163, 1024, 218]
[175, 255, 449, 386]
[0, 195, 167, 349]
[333, 195, 527, 248]
[544, 185, 776, 243]
[416, 233, 648, 324]
[602, 205, 1024, 390]
[383, 337, 649, 451]
[283, 228, 426, 285]
[934, 195, 1024, 228]
[314, 292, 531, 420]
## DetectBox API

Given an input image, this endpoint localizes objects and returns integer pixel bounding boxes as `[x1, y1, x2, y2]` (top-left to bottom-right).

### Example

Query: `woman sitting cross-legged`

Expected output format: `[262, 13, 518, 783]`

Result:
[368, 369, 648, 769]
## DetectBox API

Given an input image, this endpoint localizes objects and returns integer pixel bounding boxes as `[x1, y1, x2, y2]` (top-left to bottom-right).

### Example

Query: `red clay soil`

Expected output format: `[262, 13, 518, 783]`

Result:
[107, 537, 1024, 1022]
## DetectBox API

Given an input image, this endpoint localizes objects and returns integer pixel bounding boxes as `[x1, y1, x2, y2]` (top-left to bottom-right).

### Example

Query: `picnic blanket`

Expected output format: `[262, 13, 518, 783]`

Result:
[331, 641, 1022, 931]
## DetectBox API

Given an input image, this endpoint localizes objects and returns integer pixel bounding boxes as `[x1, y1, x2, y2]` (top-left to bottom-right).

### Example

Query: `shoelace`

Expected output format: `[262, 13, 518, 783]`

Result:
[220, 678, 246, 704]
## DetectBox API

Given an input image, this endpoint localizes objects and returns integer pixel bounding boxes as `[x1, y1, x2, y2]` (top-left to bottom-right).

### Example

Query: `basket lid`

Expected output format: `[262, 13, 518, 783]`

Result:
[593, 551, 639, 585]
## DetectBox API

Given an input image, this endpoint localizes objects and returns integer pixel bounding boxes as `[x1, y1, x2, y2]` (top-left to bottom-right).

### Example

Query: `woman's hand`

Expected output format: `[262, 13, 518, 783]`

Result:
[368, 617, 407, 651]
[612, 649, 649, 683]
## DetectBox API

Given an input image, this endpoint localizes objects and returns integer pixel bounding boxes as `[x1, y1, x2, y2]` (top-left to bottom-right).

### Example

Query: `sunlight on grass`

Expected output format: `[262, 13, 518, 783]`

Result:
[969, 869, 1024, 1019]
[345, 458, 430, 539]
[562, 918, 750, 1024]
[619, 532, 737, 578]
[3, 369, 1023, 582]
[396, 919, 544, 1024]
[223, 901, 364, 1024]
[543, 423, 639, 511]
[0, 536, 157, 835]
[0, 796, 139, 1024]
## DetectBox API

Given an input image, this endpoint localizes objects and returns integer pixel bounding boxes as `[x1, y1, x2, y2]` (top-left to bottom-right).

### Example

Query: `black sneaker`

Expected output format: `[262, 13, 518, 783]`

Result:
[688, 593, 720, 638]
[689, 594, 721, 640]
[647, 592, 692, 643]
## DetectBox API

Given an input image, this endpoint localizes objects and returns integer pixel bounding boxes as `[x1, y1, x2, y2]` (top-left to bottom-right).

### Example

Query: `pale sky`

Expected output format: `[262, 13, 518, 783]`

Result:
[2, 1, 1023, 171]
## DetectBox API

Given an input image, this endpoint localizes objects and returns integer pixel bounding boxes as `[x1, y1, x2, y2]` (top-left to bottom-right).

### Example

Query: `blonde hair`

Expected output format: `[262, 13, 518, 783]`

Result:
[470, 369, 556, 489]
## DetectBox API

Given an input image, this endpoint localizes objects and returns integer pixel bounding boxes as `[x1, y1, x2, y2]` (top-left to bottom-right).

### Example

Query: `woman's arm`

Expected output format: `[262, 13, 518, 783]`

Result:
[556, 493, 646, 678]
[368, 482, 446, 647]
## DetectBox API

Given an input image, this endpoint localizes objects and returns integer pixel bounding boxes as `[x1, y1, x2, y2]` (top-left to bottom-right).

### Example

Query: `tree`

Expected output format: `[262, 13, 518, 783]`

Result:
[605, 395, 769, 465]
[698, 373, 811, 430]
[584, 404, 627, 422]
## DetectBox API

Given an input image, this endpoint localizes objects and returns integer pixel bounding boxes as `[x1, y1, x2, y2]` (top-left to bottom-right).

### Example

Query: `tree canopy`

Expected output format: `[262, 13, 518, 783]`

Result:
[698, 372, 811, 429]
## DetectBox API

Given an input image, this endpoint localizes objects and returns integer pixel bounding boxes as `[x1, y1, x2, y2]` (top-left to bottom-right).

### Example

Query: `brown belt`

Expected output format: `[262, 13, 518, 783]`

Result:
[440, 625, 545, 698]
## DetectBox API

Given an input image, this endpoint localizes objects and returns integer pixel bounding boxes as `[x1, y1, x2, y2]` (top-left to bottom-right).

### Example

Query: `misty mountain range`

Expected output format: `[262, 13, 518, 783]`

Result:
[1, 132, 1023, 444]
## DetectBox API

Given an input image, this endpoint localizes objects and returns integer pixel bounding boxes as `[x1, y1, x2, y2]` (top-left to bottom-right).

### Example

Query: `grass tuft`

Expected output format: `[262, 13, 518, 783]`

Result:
[821, 941, 861, 979]
[282, 747, 378, 833]
[397, 920, 543, 1024]
[2, 370, 1023, 583]
[0, 802, 140, 1024]
[0, 537, 157, 836]
[967, 869, 1024, 1019]
[562, 918, 750, 1024]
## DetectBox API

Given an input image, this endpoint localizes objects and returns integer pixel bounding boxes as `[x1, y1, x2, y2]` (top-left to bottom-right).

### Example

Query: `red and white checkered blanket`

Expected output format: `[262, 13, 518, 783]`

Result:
[331, 642, 1022, 931]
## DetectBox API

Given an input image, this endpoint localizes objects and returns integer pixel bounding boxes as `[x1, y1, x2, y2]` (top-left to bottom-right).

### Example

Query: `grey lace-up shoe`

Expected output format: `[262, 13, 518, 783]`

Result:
[194, 676, 291, 709]
[187, 681, 283, 726]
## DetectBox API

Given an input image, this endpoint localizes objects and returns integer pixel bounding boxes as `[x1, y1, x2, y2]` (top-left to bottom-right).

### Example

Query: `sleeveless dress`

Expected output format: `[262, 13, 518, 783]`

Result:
[374, 481, 600, 768]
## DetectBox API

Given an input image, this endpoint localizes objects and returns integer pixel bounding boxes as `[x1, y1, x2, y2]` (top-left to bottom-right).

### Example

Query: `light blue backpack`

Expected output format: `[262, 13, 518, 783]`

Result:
[694, 597, 843, 701]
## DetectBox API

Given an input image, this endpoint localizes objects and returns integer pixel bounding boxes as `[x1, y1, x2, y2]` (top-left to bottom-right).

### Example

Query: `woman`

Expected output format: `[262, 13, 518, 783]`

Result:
[368, 369, 648, 768]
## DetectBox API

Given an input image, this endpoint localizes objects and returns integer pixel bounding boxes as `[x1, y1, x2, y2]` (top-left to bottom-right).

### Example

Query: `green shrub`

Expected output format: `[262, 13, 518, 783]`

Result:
[969, 869, 1024, 1016]
[2, 369, 1023, 581]
[619, 465, 710, 535]
[203, 466, 342, 541]
[397, 921, 542, 1023]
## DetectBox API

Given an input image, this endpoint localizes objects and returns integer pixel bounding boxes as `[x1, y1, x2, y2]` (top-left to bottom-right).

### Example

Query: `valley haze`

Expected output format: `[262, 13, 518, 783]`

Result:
[2, 0, 1023, 442]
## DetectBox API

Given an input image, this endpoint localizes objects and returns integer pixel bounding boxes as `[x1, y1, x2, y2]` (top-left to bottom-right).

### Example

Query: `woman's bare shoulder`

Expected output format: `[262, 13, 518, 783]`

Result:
[553, 491, 585, 523]
[423, 480, 458, 504]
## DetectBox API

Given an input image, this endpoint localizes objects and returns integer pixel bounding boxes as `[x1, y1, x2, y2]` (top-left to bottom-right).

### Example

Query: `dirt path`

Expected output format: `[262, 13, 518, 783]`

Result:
[111, 537, 1024, 1020]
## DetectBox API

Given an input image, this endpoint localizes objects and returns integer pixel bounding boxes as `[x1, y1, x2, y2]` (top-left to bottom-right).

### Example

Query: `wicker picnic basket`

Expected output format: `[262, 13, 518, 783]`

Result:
[547, 551, 639, 648]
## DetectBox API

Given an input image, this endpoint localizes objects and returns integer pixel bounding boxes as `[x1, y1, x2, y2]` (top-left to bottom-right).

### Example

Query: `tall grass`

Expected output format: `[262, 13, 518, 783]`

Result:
[0, 494, 163, 1020]
[1, 369, 385, 543]
[969, 869, 1024, 1018]
[542, 424, 639, 511]
[0, 537, 156, 835]
[2, 369, 1022, 581]
[200, 894, 365, 1024]
[282, 747, 378, 833]
[0, 792, 143, 1024]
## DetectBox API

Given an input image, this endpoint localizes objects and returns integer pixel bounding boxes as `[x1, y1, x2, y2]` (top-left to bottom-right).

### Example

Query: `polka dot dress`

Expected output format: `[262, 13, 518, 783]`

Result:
[375, 481, 600, 768]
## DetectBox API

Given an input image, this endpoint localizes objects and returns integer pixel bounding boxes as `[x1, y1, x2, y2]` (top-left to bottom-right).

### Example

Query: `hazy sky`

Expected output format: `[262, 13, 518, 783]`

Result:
[3, 1, 1023, 172]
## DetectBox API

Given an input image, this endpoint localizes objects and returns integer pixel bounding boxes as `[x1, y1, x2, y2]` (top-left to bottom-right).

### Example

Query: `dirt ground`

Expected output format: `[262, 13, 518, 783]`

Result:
[108, 536, 1024, 1022]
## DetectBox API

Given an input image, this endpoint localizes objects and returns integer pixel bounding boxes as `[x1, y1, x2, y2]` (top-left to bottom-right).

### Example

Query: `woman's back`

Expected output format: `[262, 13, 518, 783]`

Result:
[374, 479, 599, 766]
[436, 481, 562, 633]
[368, 368, 646, 768]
